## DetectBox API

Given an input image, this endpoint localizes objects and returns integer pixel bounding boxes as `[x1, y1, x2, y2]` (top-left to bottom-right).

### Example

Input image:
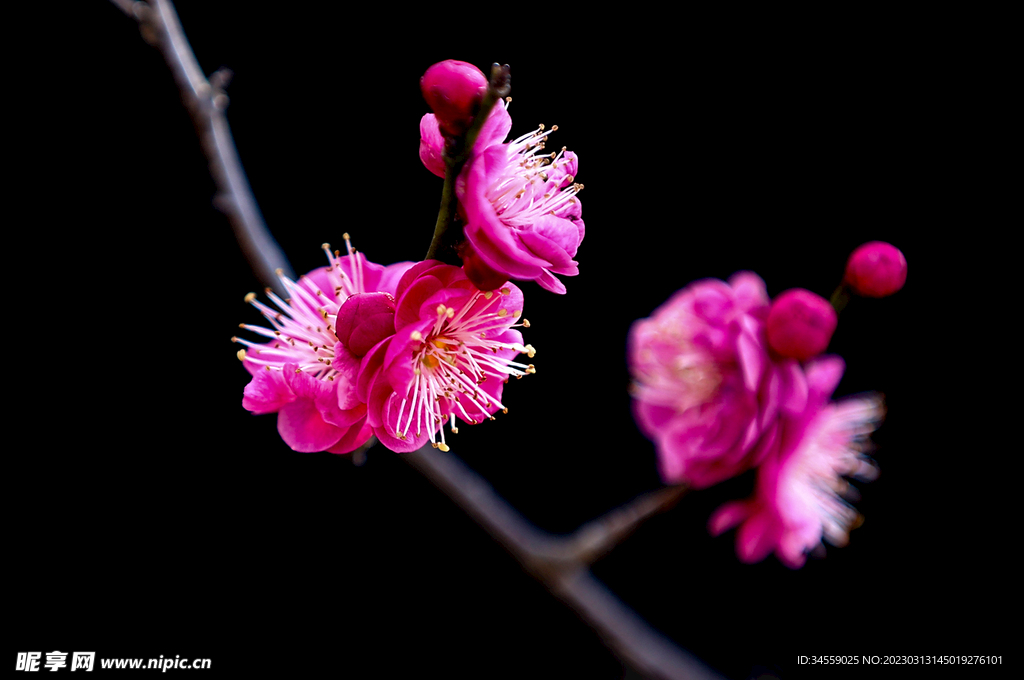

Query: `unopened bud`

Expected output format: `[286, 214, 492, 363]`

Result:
[767, 289, 837, 361]
[421, 60, 488, 137]
[845, 241, 907, 298]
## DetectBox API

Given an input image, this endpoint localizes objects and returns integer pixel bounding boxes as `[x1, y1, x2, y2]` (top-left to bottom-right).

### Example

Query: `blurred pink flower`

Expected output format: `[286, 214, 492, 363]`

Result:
[629, 273, 796, 489]
[766, 288, 837, 361]
[356, 261, 534, 452]
[709, 356, 883, 568]
[845, 241, 908, 298]
[236, 238, 415, 454]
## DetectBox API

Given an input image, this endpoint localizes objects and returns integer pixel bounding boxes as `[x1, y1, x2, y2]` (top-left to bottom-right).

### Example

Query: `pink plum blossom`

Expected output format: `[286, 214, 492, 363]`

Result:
[709, 356, 883, 568]
[355, 261, 535, 453]
[629, 272, 792, 489]
[236, 237, 415, 454]
[845, 241, 908, 298]
[766, 288, 837, 361]
[420, 102, 584, 294]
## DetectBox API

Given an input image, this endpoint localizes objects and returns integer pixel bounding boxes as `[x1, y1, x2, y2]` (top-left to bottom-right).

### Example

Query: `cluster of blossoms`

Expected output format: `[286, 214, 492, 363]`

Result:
[237, 60, 575, 456]
[629, 243, 906, 567]
[234, 58, 907, 572]
[236, 237, 535, 454]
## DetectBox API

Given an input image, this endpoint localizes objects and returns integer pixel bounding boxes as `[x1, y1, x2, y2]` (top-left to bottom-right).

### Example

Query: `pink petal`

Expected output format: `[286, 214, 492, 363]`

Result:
[395, 260, 444, 300]
[473, 102, 512, 150]
[377, 261, 418, 297]
[534, 269, 567, 294]
[736, 510, 778, 564]
[331, 344, 363, 410]
[382, 322, 434, 396]
[277, 397, 344, 453]
[326, 418, 373, 454]
[708, 500, 752, 536]
[805, 355, 845, 400]
[395, 272, 447, 330]
[736, 329, 763, 392]
[376, 391, 431, 453]
[356, 337, 391, 405]
[418, 113, 446, 179]
[242, 368, 295, 414]
[778, 359, 809, 415]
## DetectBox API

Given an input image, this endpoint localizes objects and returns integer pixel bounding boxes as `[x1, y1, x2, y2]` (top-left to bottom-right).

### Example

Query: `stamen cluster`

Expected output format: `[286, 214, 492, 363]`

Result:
[360, 261, 534, 453]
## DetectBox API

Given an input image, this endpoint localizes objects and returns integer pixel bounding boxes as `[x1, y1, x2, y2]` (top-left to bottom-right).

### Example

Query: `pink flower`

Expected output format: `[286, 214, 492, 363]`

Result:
[355, 261, 535, 452]
[845, 241, 908, 298]
[419, 103, 584, 294]
[766, 288, 837, 361]
[709, 357, 883, 568]
[458, 108, 584, 294]
[629, 272, 792, 488]
[235, 237, 415, 454]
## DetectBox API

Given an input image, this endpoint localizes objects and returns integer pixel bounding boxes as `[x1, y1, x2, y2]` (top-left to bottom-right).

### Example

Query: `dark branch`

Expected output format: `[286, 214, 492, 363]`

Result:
[403, 445, 715, 680]
[112, 0, 293, 294]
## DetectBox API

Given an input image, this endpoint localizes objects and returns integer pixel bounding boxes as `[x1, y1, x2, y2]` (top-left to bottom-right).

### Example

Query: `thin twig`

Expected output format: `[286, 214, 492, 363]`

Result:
[111, 0, 294, 294]
[403, 445, 716, 680]
[114, 4, 722, 676]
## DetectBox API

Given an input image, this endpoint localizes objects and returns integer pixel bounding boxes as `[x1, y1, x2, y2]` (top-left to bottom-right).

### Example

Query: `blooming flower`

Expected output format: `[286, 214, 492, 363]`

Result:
[708, 356, 883, 568]
[629, 272, 794, 488]
[354, 260, 535, 452]
[235, 237, 415, 454]
[420, 103, 584, 294]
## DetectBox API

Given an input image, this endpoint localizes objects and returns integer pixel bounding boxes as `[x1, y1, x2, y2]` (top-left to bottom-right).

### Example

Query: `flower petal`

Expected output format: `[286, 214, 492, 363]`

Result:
[242, 368, 294, 414]
[418, 113, 446, 179]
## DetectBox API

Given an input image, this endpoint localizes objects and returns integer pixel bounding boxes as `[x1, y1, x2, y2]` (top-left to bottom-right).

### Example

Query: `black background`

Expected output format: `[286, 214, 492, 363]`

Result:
[11, 4, 1013, 678]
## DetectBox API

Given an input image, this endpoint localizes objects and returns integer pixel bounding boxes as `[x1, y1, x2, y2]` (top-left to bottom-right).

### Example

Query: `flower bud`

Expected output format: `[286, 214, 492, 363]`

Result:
[844, 241, 908, 298]
[420, 60, 488, 137]
[766, 289, 837, 361]
[334, 292, 397, 358]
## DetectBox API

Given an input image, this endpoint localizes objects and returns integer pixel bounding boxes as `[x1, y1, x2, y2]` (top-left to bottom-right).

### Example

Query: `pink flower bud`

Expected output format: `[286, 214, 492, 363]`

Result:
[844, 241, 908, 298]
[766, 289, 837, 362]
[334, 292, 397, 358]
[420, 60, 488, 137]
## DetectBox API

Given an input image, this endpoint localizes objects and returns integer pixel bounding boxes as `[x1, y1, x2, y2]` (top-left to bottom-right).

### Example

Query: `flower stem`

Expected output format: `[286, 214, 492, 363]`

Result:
[424, 156, 461, 264]
[424, 64, 511, 263]
[111, 0, 294, 294]
[830, 282, 850, 314]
